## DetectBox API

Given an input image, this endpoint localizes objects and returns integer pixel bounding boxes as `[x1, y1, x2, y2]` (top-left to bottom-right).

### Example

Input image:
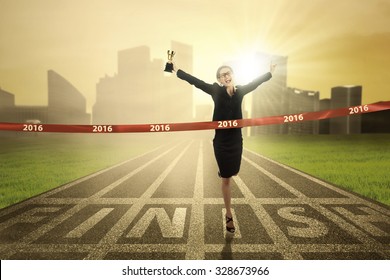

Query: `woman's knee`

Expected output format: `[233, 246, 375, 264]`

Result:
[221, 177, 231, 186]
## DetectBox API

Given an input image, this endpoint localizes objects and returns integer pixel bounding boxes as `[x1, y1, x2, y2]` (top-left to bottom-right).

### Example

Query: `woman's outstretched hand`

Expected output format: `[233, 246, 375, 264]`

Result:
[171, 62, 178, 72]
[270, 62, 277, 74]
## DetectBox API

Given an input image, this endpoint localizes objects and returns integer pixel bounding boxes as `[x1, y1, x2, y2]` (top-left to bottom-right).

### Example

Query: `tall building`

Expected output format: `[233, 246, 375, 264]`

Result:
[0, 88, 15, 108]
[48, 70, 90, 124]
[93, 41, 193, 124]
[0, 71, 89, 125]
[250, 53, 288, 135]
[319, 98, 331, 134]
[330, 85, 362, 134]
[285, 88, 320, 134]
[0, 88, 16, 122]
[93, 74, 120, 124]
[361, 110, 390, 133]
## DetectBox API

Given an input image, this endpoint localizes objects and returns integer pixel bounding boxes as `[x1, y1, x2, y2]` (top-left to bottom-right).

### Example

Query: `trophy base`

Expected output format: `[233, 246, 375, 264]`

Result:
[164, 62, 174, 73]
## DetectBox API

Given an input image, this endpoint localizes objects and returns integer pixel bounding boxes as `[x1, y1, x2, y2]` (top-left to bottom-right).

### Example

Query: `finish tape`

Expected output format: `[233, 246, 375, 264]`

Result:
[0, 101, 389, 134]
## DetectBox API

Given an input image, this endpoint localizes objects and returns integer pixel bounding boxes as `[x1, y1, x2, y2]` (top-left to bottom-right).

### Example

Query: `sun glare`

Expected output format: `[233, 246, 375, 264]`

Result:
[232, 53, 271, 84]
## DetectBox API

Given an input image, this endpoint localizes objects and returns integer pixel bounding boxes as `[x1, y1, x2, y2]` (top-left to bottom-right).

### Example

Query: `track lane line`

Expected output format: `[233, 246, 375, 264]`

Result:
[186, 140, 206, 259]
[0, 142, 183, 258]
[244, 148, 390, 214]
[84, 141, 194, 259]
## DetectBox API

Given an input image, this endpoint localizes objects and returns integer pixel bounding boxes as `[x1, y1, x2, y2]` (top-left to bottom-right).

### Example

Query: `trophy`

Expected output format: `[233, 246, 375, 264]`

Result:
[164, 50, 175, 72]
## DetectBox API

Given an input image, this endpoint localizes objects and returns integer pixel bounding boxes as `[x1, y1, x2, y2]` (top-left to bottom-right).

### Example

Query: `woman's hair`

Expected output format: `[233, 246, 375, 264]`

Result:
[216, 65, 234, 79]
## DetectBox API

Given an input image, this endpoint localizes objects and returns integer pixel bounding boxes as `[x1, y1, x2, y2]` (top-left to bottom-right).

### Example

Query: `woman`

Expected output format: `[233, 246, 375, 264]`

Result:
[172, 61, 276, 233]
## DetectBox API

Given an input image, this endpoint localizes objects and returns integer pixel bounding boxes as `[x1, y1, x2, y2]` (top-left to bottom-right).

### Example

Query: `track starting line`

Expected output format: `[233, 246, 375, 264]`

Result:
[0, 101, 389, 133]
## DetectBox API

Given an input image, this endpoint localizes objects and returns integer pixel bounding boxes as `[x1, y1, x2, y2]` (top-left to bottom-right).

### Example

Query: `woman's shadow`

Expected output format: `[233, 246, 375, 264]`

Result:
[220, 234, 234, 259]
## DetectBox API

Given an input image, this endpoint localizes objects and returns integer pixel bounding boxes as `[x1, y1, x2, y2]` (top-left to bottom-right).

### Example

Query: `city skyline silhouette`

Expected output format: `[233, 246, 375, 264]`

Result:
[1, 41, 389, 134]
[0, 0, 389, 113]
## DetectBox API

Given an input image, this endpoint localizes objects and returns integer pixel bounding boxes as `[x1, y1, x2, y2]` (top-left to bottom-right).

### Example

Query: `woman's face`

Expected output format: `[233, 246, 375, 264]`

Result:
[217, 67, 234, 87]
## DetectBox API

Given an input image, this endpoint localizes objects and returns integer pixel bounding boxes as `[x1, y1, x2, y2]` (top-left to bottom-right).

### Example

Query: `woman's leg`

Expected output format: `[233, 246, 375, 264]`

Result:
[221, 177, 234, 230]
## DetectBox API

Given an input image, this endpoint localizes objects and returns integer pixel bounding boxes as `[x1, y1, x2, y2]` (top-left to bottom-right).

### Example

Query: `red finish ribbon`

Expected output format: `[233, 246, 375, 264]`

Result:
[0, 101, 389, 134]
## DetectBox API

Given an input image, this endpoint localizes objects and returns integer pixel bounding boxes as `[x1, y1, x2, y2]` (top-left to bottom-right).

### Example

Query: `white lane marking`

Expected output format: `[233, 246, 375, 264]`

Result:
[186, 140, 205, 260]
[242, 154, 306, 198]
[0, 207, 61, 231]
[243, 148, 389, 258]
[65, 208, 114, 238]
[308, 203, 388, 258]
[233, 175, 302, 260]
[244, 148, 390, 215]
[2, 140, 389, 260]
[84, 141, 194, 259]
[1, 242, 385, 255]
[332, 206, 389, 237]
[278, 206, 328, 238]
[0, 144, 166, 217]
[91, 144, 180, 198]
[0, 142, 183, 259]
[127, 207, 187, 238]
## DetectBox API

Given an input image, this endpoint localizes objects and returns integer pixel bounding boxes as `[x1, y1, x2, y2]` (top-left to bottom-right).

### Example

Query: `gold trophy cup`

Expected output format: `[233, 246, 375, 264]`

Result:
[164, 50, 175, 72]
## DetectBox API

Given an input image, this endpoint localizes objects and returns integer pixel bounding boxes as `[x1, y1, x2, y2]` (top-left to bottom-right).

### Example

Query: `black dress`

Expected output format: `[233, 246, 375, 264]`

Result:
[177, 69, 272, 178]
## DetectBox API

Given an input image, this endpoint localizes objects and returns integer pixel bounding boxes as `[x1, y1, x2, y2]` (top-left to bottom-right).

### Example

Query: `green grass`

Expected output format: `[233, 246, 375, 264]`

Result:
[0, 133, 161, 209]
[245, 134, 390, 205]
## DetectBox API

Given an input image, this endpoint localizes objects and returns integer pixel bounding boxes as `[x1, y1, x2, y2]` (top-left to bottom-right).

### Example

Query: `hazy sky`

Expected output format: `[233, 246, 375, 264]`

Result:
[1, 0, 389, 113]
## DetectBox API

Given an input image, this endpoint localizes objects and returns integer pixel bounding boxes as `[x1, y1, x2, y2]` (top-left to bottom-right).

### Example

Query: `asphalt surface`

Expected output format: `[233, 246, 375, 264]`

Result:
[0, 138, 389, 260]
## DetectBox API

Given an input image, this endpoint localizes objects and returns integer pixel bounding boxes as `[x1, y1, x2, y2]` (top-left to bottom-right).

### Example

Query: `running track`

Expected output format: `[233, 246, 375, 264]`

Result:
[0, 139, 389, 260]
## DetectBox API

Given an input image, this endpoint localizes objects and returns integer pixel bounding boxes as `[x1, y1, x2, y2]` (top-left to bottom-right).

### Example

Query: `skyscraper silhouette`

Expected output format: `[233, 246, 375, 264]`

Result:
[330, 86, 362, 134]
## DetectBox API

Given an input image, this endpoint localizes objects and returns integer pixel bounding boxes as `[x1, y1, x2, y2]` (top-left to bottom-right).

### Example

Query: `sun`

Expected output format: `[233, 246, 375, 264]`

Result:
[232, 53, 271, 84]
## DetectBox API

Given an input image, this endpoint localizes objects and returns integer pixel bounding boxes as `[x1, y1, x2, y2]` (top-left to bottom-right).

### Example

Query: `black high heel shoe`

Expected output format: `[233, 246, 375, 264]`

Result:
[225, 216, 235, 233]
